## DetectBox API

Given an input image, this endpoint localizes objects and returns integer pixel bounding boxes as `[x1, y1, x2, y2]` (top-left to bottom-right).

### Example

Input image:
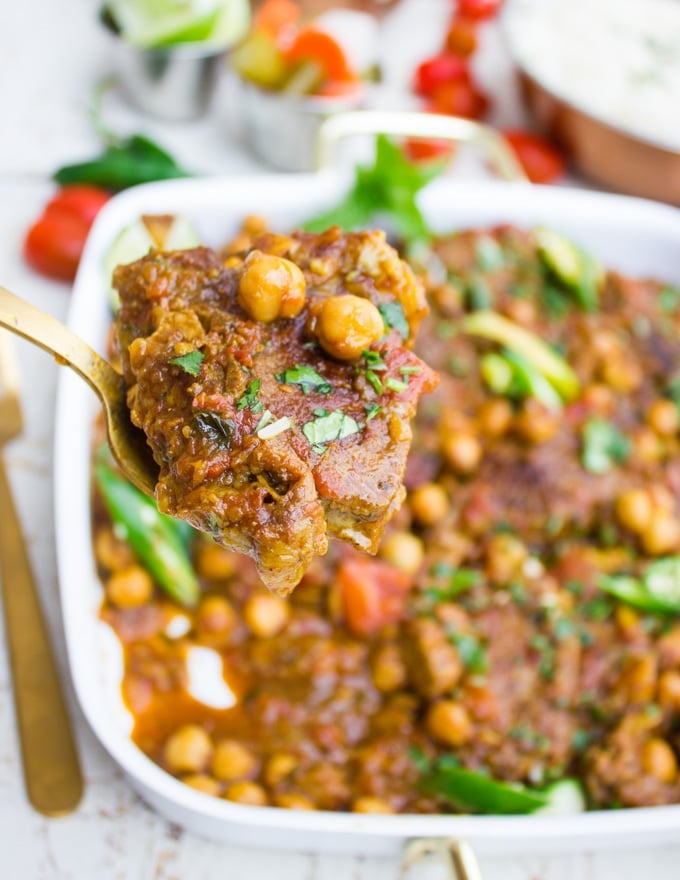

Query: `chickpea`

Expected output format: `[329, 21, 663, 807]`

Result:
[195, 541, 237, 580]
[370, 643, 407, 693]
[426, 700, 473, 747]
[238, 250, 306, 322]
[164, 725, 213, 774]
[641, 738, 678, 783]
[600, 355, 642, 393]
[244, 592, 291, 638]
[514, 399, 559, 444]
[658, 671, 680, 711]
[641, 512, 680, 556]
[485, 533, 528, 585]
[94, 528, 135, 572]
[582, 383, 616, 415]
[410, 482, 450, 526]
[441, 433, 482, 475]
[196, 595, 237, 636]
[274, 793, 315, 810]
[224, 781, 268, 806]
[646, 399, 679, 437]
[615, 488, 653, 534]
[310, 294, 384, 361]
[212, 740, 259, 782]
[352, 796, 394, 814]
[242, 214, 268, 236]
[648, 484, 676, 514]
[620, 654, 657, 704]
[658, 626, 680, 667]
[615, 605, 640, 637]
[106, 565, 154, 609]
[379, 532, 424, 575]
[183, 774, 222, 797]
[632, 427, 664, 464]
[477, 398, 513, 438]
[263, 752, 298, 787]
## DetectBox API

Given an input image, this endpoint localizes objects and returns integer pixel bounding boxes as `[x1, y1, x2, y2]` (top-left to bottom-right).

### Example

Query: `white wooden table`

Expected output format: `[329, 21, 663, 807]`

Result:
[0, 1, 678, 877]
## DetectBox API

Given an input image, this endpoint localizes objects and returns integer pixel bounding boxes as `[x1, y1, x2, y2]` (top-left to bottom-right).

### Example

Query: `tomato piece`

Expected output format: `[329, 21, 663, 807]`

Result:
[23, 209, 90, 282]
[503, 130, 565, 183]
[44, 185, 111, 225]
[285, 27, 354, 83]
[336, 557, 411, 636]
[429, 77, 490, 119]
[445, 15, 478, 57]
[458, 0, 504, 20]
[254, 0, 300, 39]
[413, 53, 469, 97]
[403, 137, 456, 164]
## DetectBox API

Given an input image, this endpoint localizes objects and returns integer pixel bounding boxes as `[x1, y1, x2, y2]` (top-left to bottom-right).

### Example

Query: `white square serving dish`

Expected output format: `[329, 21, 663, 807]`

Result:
[56, 172, 680, 855]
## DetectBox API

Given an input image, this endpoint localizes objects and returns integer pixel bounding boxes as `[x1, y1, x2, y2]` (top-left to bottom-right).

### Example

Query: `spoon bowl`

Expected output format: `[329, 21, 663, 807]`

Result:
[0, 285, 158, 496]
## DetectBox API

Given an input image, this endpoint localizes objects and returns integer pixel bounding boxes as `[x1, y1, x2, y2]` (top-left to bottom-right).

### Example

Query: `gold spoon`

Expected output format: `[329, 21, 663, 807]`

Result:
[0, 286, 157, 496]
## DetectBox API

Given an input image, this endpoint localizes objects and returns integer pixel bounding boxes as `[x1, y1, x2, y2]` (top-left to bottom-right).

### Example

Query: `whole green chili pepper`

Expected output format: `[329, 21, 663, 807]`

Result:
[420, 758, 548, 815]
[54, 134, 190, 191]
[95, 460, 199, 607]
[599, 558, 680, 615]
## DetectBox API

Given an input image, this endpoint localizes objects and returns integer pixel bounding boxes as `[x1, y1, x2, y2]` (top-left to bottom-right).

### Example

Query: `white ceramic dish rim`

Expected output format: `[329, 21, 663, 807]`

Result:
[56, 173, 680, 853]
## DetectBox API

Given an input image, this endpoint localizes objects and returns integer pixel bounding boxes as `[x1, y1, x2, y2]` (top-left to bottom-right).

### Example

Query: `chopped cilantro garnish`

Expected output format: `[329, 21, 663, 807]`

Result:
[475, 236, 505, 271]
[276, 365, 332, 395]
[362, 350, 387, 370]
[467, 275, 493, 310]
[399, 365, 422, 376]
[170, 350, 204, 376]
[364, 403, 382, 421]
[384, 376, 409, 393]
[530, 633, 555, 680]
[236, 378, 263, 412]
[659, 285, 680, 313]
[302, 408, 360, 454]
[425, 567, 481, 602]
[578, 597, 613, 621]
[378, 301, 410, 339]
[571, 729, 593, 752]
[448, 631, 488, 674]
[581, 419, 631, 474]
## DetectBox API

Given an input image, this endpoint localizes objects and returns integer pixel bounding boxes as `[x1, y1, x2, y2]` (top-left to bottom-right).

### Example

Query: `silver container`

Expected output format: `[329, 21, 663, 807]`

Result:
[235, 76, 366, 172]
[103, 13, 225, 121]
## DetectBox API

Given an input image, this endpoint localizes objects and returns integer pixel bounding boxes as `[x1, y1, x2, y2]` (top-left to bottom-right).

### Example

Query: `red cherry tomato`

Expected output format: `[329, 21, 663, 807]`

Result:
[44, 185, 111, 226]
[413, 53, 468, 98]
[429, 77, 490, 119]
[23, 184, 110, 282]
[458, 0, 504, 20]
[403, 138, 456, 164]
[336, 557, 411, 636]
[445, 15, 478, 57]
[23, 210, 91, 282]
[503, 130, 566, 183]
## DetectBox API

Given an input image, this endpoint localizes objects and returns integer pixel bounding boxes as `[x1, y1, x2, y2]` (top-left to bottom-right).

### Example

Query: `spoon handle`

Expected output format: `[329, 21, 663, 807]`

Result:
[0, 285, 122, 403]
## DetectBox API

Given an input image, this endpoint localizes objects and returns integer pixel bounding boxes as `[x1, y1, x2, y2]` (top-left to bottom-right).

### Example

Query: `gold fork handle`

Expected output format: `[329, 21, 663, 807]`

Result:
[0, 285, 122, 403]
[0, 456, 83, 815]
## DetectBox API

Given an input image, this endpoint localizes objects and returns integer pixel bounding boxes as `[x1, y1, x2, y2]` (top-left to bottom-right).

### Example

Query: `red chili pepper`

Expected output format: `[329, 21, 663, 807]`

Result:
[413, 53, 469, 98]
[503, 130, 566, 183]
[429, 77, 490, 120]
[445, 15, 478, 57]
[23, 185, 111, 282]
[403, 138, 456, 165]
[458, 0, 504, 21]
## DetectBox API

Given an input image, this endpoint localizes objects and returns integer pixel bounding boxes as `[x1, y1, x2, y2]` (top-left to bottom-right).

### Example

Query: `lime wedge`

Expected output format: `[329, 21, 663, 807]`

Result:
[108, 0, 249, 49]
[105, 214, 200, 311]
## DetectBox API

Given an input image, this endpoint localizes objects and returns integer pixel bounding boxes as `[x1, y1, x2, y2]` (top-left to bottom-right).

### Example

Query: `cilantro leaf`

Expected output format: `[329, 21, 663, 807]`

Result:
[302, 409, 360, 454]
[581, 419, 631, 474]
[378, 301, 409, 339]
[236, 379, 263, 412]
[276, 365, 332, 395]
[169, 350, 204, 376]
[303, 135, 439, 245]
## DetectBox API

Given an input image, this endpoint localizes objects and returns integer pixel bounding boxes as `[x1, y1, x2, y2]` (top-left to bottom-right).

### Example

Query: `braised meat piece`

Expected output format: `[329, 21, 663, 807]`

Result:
[113, 228, 438, 593]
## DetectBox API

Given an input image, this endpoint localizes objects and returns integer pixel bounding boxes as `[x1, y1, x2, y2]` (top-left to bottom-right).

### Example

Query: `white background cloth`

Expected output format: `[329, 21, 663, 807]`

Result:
[0, 0, 678, 877]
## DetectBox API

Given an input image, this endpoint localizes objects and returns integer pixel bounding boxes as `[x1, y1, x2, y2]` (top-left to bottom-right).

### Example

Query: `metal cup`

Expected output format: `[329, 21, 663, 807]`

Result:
[234, 76, 366, 172]
[102, 11, 225, 122]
